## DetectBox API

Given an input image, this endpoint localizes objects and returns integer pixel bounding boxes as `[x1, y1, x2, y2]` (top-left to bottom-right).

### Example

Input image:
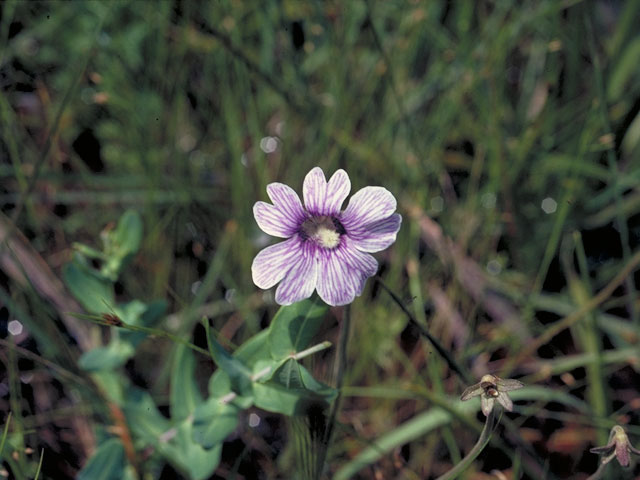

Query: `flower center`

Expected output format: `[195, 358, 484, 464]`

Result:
[300, 215, 344, 249]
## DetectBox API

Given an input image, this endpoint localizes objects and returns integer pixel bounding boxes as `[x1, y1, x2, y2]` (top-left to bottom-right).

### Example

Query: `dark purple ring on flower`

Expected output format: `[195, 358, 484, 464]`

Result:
[251, 167, 402, 306]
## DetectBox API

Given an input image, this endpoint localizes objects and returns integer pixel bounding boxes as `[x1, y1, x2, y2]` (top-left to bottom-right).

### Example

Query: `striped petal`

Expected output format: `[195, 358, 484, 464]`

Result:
[348, 213, 402, 253]
[251, 237, 302, 289]
[340, 186, 397, 231]
[341, 241, 379, 296]
[266, 183, 307, 224]
[303, 167, 327, 215]
[324, 169, 351, 215]
[303, 167, 351, 216]
[275, 243, 318, 305]
[253, 201, 300, 238]
[316, 240, 378, 306]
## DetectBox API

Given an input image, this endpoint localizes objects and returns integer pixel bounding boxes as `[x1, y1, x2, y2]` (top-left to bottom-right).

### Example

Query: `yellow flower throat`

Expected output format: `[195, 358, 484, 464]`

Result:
[300, 216, 342, 249]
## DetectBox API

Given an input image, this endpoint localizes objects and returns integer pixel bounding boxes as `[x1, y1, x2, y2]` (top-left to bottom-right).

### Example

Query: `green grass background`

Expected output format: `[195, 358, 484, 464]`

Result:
[1, 0, 640, 478]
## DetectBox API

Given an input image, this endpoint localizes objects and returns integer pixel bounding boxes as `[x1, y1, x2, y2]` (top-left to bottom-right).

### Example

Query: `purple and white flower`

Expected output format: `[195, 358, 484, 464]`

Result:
[251, 167, 401, 306]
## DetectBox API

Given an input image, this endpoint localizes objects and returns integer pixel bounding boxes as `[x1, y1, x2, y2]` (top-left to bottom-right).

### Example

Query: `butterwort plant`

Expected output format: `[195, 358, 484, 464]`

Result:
[252, 167, 402, 306]
[435, 375, 525, 480]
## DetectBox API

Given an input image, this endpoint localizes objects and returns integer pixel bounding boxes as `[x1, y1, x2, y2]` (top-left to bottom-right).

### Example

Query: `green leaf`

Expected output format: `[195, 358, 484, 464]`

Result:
[160, 420, 222, 480]
[171, 345, 203, 420]
[123, 388, 169, 439]
[77, 438, 127, 480]
[251, 358, 279, 381]
[192, 397, 240, 449]
[78, 341, 135, 371]
[204, 320, 253, 396]
[1, 412, 11, 462]
[298, 362, 338, 400]
[72, 242, 107, 260]
[273, 358, 304, 389]
[116, 300, 147, 325]
[208, 369, 232, 397]
[203, 315, 335, 418]
[139, 299, 168, 324]
[208, 371, 254, 409]
[205, 330, 272, 406]
[253, 361, 336, 416]
[78, 300, 167, 372]
[607, 36, 640, 101]
[253, 382, 307, 416]
[272, 360, 336, 399]
[253, 381, 321, 417]
[113, 209, 143, 257]
[91, 371, 124, 404]
[101, 209, 143, 280]
[124, 387, 221, 480]
[268, 297, 328, 360]
[118, 299, 167, 347]
[63, 260, 114, 314]
[234, 329, 271, 364]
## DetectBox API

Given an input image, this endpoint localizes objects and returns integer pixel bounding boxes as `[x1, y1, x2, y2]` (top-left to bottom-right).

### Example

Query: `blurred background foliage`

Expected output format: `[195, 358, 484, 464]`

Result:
[1, 0, 640, 478]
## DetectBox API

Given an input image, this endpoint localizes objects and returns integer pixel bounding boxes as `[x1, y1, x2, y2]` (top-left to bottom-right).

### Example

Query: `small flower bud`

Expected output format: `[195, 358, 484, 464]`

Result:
[590, 425, 640, 468]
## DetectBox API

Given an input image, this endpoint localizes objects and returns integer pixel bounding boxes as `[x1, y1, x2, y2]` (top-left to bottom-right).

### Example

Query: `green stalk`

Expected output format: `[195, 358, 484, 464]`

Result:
[33, 449, 44, 480]
[375, 276, 472, 384]
[5, 338, 26, 480]
[436, 408, 500, 480]
[0, 412, 11, 460]
[294, 304, 351, 480]
[322, 305, 352, 468]
[585, 462, 608, 480]
[559, 234, 606, 437]
[571, 232, 608, 444]
[70, 312, 211, 357]
[292, 341, 333, 361]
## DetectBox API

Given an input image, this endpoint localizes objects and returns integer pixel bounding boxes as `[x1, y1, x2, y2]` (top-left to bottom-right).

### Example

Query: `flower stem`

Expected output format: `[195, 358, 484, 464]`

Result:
[585, 462, 608, 480]
[71, 311, 212, 357]
[292, 341, 333, 361]
[436, 407, 500, 480]
[334, 304, 351, 394]
[313, 304, 352, 480]
[0, 412, 11, 458]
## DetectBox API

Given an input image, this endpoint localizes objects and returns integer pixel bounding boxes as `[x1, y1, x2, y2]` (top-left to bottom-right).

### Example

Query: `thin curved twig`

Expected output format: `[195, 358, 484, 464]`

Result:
[436, 408, 501, 480]
[375, 276, 472, 384]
